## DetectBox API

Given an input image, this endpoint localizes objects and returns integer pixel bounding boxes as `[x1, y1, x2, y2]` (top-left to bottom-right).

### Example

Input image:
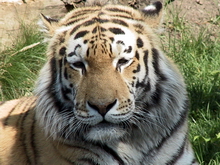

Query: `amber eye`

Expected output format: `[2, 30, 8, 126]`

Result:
[72, 61, 85, 69]
[117, 58, 129, 66]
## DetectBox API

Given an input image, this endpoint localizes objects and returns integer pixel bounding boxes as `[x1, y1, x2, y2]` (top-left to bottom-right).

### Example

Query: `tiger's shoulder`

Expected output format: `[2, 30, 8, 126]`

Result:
[0, 97, 36, 138]
[0, 97, 36, 126]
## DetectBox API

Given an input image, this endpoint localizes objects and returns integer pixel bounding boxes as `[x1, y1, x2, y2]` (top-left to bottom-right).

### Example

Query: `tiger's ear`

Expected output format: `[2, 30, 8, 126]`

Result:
[141, 1, 163, 30]
[38, 13, 59, 40]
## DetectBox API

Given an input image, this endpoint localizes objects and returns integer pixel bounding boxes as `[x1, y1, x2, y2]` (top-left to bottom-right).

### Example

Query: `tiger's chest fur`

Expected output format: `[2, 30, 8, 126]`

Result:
[0, 98, 195, 165]
[0, 1, 198, 165]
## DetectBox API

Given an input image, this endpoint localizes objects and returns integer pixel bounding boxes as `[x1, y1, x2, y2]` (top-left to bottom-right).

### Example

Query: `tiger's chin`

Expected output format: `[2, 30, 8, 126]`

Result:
[85, 122, 127, 143]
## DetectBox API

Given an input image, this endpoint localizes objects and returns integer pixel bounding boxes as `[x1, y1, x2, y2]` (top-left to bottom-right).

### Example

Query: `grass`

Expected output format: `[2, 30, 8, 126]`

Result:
[161, 3, 220, 164]
[0, 5, 220, 165]
[0, 21, 46, 100]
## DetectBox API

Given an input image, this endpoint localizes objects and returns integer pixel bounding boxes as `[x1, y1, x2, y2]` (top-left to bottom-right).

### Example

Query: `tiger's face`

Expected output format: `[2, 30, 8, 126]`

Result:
[36, 3, 177, 143]
[64, 24, 139, 141]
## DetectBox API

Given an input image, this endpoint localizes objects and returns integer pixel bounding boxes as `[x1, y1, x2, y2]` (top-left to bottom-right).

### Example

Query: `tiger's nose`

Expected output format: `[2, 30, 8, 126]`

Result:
[87, 99, 118, 116]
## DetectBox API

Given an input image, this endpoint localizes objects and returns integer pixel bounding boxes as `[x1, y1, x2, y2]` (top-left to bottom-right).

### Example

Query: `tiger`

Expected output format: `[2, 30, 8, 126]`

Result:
[0, 1, 198, 165]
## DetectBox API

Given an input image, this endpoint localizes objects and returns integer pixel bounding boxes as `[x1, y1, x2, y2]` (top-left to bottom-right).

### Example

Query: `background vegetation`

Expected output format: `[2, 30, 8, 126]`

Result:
[161, 4, 220, 164]
[0, 22, 46, 100]
[0, 5, 219, 165]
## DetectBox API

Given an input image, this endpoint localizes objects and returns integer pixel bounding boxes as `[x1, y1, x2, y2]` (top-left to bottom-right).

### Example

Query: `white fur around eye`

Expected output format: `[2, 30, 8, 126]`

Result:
[66, 55, 82, 65]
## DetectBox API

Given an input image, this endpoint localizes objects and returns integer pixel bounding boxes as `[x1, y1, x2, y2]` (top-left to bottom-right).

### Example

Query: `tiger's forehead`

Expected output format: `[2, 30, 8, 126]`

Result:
[66, 24, 136, 59]
[59, 5, 143, 28]
[57, 9, 144, 58]
[53, 5, 152, 60]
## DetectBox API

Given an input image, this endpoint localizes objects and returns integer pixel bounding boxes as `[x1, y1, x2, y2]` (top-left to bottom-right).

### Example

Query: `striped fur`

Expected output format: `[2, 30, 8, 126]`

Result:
[0, 1, 198, 164]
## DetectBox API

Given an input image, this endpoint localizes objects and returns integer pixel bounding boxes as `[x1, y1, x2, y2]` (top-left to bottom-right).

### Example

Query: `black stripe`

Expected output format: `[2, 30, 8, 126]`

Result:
[151, 82, 162, 105]
[15, 98, 33, 127]
[92, 44, 97, 49]
[96, 18, 109, 24]
[109, 44, 113, 54]
[150, 48, 168, 106]
[152, 48, 159, 74]
[90, 40, 95, 44]
[112, 19, 129, 27]
[84, 19, 96, 27]
[135, 50, 150, 92]
[143, 50, 149, 75]
[137, 37, 144, 48]
[111, 14, 134, 20]
[141, 100, 189, 159]
[70, 19, 95, 36]
[30, 113, 38, 163]
[106, 7, 132, 16]
[3, 106, 16, 126]
[100, 27, 107, 32]
[74, 44, 81, 51]
[72, 9, 99, 18]
[109, 28, 125, 35]
[49, 58, 65, 112]
[100, 19, 109, 24]
[74, 30, 89, 40]
[135, 80, 151, 93]
[70, 19, 96, 35]
[59, 47, 66, 56]
[58, 59, 63, 86]
[66, 10, 99, 25]
[98, 144, 125, 165]
[135, 51, 139, 60]
[165, 135, 187, 165]
[16, 97, 36, 164]
[109, 37, 114, 43]
[66, 12, 97, 26]
[67, 45, 81, 57]
[64, 56, 67, 65]
[116, 40, 125, 45]
[70, 24, 83, 35]
[64, 67, 68, 79]
[20, 108, 33, 164]
[86, 48, 90, 57]
[65, 16, 87, 26]
[21, 104, 39, 165]
[92, 27, 98, 34]
[68, 52, 76, 57]
[152, 48, 167, 81]
[62, 86, 72, 101]
[133, 64, 140, 73]
[124, 46, 132, 53]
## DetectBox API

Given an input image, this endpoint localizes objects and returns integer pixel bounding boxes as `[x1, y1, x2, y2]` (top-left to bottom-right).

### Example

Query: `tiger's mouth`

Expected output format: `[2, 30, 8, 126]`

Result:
[96, 119, 112, 125]
[90, 120, 124, 132]
[85, 120, 129, 142]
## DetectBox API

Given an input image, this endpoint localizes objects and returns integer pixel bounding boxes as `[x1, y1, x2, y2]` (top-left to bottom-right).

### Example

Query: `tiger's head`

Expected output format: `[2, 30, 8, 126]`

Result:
[35, 1, 187, 144]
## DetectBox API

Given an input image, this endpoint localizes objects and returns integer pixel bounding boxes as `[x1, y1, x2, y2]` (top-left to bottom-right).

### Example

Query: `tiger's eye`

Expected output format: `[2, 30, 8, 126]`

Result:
[72, 61, 85, 69]
[117, 58, 129, 66]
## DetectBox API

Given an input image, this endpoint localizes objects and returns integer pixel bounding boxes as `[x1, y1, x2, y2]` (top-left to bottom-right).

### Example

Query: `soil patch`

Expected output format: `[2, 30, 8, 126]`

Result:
[0, 0, 219, 50]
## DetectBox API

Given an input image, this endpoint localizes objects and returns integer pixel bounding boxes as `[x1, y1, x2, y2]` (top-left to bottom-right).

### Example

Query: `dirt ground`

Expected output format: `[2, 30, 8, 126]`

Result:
[0, 0, 219, 50]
